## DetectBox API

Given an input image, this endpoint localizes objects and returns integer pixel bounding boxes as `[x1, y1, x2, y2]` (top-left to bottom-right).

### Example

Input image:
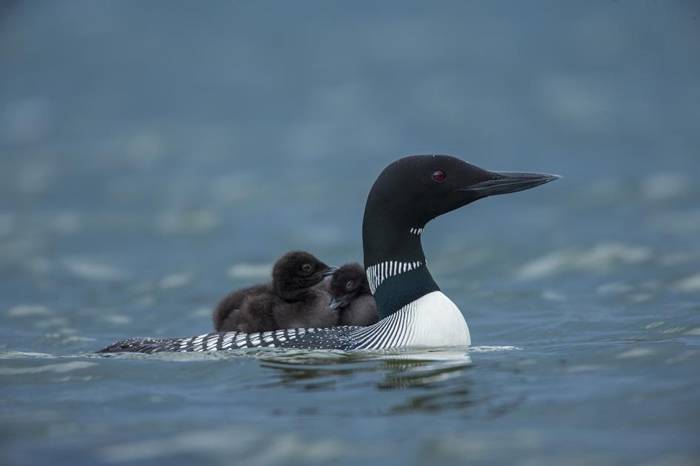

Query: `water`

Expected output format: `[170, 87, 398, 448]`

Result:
[1, 1, 699, 465]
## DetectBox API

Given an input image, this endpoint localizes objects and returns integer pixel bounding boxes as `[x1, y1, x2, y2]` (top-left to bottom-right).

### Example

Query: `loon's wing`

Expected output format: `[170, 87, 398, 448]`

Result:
[97, 327, 362, 354]
[97, 337, 181, 354]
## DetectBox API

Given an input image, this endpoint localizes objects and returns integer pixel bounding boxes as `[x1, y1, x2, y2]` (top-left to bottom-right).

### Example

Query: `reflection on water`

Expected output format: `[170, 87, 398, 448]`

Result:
[264, 353, 469, 386]
[256, 347, 473, 387]
[378, 358, 471, 389]
[249, 347, 530, 418]
[256, 348, 477, 414]
[388, 385, 476, 415]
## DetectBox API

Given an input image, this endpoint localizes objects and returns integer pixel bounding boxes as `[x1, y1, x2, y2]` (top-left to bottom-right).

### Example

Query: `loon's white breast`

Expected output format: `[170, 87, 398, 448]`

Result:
[347, 291, 470, 349]
[403, 291, 470, 347]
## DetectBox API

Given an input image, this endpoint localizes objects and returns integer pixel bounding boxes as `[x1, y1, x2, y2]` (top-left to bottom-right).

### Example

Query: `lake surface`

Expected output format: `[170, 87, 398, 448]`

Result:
[1, 1, 699, 465]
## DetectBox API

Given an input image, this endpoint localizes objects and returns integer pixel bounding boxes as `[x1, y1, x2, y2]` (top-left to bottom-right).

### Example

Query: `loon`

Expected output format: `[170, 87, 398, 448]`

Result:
[329, 263, 379, 327]
[212, 251, 337, 333]
[97, 155, 558, 353]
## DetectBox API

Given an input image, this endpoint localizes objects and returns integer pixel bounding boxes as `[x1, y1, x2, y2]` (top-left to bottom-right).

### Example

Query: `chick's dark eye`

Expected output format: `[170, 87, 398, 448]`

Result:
[345, 280, 355, 291]
[431, 170, 446, 183]
[301, 263, 313, 273]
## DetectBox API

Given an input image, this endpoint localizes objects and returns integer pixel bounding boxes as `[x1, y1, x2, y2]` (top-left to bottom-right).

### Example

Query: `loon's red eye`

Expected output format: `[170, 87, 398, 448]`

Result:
[431, 170, 446, 183]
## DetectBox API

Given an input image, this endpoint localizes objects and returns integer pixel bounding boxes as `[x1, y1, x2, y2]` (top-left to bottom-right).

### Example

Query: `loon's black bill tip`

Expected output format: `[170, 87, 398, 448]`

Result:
[462, 171, 560, 197]
[323, 266, 339, 277]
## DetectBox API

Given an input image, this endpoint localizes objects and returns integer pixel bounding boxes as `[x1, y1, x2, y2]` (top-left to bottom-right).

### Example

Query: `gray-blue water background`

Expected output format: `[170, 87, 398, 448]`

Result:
[1, 1, 699, 465]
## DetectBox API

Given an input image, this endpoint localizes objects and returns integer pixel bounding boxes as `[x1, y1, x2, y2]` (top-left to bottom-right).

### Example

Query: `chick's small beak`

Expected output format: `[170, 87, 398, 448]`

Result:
[322, 266, 339, 277]
[329, 295, 352, 310]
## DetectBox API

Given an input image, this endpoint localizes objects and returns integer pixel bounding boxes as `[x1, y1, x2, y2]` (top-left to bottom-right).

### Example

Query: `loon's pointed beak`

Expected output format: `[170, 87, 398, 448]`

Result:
[322, 266, 339, 277]
[462, 171, 560, 197]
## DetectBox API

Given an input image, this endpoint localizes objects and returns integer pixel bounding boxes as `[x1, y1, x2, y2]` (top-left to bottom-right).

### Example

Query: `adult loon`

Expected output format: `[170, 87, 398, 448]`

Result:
[97, 155, 558, 353]
[212, 251, 337, 333]
[329, 263, 379, 327]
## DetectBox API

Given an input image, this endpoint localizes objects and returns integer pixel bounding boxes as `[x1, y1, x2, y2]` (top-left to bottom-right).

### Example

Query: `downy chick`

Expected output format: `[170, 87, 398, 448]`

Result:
[329, 263, 378, 327]
[213, 251, 337, 332]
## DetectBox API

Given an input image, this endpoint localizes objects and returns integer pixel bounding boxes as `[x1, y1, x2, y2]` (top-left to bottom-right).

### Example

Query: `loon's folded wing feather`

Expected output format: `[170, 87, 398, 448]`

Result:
[96, 337, 180, 354]
[97, 326, 363, 354]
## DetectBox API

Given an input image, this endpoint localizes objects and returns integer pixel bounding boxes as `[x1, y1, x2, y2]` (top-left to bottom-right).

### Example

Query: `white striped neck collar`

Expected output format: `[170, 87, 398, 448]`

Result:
[365, 256, 439, 319]
[365, 260, 423, 294]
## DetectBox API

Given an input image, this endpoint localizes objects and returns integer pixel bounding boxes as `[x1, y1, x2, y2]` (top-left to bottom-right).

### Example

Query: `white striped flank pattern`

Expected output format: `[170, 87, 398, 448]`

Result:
[365, 260, 423, 294]
[409, 227, 423, 235]
[346, 300, 417, 349]
[176, 328, 322, 352]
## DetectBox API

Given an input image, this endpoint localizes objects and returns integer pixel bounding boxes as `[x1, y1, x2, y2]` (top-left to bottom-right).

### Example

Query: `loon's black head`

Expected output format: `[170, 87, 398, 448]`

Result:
[272, 251, 335, 300]
[362, 155, 559, 265]
[365, 155, 558, 226]
[328, 263, 371, 310]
